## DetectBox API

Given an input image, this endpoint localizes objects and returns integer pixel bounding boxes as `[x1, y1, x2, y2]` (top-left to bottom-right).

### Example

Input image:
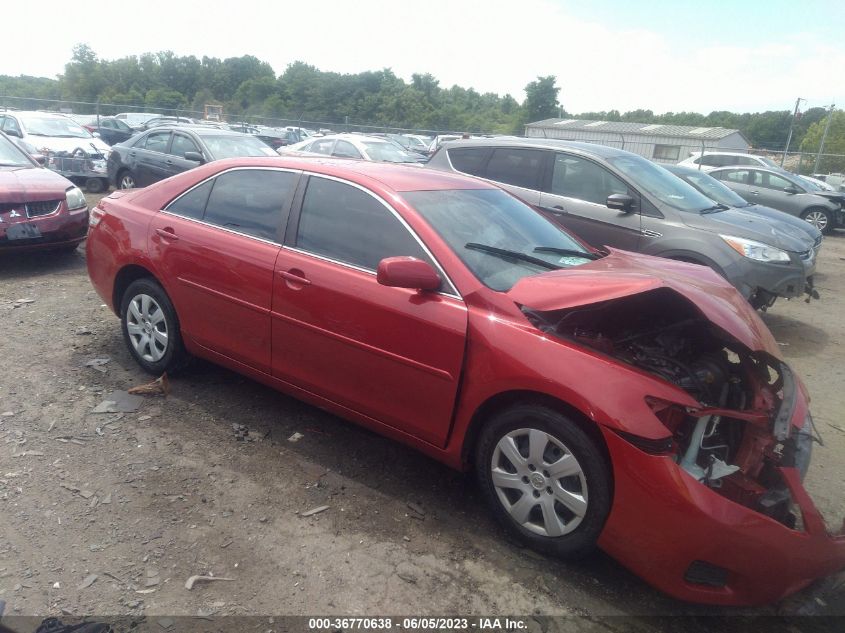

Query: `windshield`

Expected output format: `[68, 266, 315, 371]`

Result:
[0, 134, 33, 167]
[21, 115, 93, 139]
[404, 189, 597, 291]
[202, 135, 279, 159]
[679, 171, 749, 208]
[362, 141, 417, 163]
[607, 154, 715, 213]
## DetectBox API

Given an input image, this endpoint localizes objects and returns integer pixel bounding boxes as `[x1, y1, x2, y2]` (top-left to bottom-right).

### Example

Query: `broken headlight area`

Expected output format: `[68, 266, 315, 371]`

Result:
[522, 287, 818, 528]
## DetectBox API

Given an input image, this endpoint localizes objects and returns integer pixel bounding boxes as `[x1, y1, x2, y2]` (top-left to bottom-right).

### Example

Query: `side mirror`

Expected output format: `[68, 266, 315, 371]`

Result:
[4, 129, 22, 138]
[184, 151, 205, 164]
[607, 193, 636, 213]
[377, 257, 441, 291]
[783, 185, 800, 195]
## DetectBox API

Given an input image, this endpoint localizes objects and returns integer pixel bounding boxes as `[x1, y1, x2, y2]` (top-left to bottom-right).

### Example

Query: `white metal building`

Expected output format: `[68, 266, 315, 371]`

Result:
[524, 119, 750, 163]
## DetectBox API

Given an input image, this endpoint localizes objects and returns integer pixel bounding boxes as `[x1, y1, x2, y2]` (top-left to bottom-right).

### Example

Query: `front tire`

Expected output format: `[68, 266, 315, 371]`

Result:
[802, 207, 833, 234]
[120, 278, 187, 375]
[118, 170, 137, 190]
[475, 404, 611, 559]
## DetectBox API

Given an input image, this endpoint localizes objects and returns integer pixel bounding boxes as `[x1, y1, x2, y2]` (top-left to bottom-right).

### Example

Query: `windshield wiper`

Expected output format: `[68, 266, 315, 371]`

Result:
[465, 242, 562, 270]
[699, 203, 730, 214]
[533, 246, 600, 260]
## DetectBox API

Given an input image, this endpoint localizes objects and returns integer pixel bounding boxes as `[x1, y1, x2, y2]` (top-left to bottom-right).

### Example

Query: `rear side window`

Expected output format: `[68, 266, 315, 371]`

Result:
[699, 155, 726, 167]
[485, 148, 545, 189]
[203, 170, 297, 241]
[295, 176, 432, 272]
[717, 169, 750, 184]
[166, 180, 213, 220]
[448, 147, 491, 176]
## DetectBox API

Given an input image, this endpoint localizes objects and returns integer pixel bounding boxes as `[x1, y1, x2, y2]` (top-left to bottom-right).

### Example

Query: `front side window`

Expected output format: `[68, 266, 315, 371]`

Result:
[333, 140, 362, 159]
[296, 177, 432, 273]
[0, 116, 20, 135]
[485, 148, 545, 189]
[551, 153, 628, 205]
[170, 134, 200, 158]
[653, 144, 681, 161]
[763, 172, 801, 192]
[144, 131, 171, 153]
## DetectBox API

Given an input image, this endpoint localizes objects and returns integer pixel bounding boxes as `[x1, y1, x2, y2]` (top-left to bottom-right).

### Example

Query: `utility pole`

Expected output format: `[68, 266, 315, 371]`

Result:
[781, 97, 805, 167]
[813, 103, 836, 173]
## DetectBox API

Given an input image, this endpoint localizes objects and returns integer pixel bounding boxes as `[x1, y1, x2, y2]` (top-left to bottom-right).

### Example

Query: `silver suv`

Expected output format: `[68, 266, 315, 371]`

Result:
[426, 139, 818, 309]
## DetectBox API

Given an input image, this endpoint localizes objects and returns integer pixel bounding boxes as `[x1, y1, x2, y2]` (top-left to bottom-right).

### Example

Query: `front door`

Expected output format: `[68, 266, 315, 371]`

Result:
[538, 152, 642, 252]
[271, 175, 467, 447]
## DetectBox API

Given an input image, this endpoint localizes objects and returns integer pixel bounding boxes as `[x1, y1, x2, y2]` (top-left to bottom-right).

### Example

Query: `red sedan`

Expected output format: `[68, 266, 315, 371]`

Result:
[0, 131, 89, 252]
[85, 156, 844, 606]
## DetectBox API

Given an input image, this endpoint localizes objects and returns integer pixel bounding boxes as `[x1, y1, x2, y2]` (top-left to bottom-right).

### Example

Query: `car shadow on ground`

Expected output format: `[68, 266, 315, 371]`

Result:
[761, 311, 830, 358]
[0, 245, 86, 280]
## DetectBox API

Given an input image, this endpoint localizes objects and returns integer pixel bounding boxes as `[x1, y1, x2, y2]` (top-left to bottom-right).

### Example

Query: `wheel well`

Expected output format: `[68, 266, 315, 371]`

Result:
[112, 264, 156, 314]
[462, 390, 611, 473]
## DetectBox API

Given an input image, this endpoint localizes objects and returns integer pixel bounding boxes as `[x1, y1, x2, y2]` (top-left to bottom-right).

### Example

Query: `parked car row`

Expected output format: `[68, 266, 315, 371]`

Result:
[84, 153, 845, 607]
[426, 139, 820, 309]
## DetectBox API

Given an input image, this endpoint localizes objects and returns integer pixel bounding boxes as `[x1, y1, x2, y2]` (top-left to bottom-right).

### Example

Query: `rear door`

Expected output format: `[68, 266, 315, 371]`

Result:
[271, 175, 467, 447]
[149, 167, 299, 373]
[712, 168, 754, 201]
[538, 152, 642, 251]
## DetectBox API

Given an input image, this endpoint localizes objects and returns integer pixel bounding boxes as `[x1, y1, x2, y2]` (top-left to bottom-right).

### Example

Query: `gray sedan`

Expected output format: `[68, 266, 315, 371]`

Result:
[426, 138, 818, 309]
[708, 166, 843, 234]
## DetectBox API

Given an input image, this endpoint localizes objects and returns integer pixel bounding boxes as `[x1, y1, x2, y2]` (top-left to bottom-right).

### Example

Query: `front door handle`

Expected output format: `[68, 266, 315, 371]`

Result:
[155, 227, 179, 241]
[749, 190, 760, 195]
[543, 205, 567, 215]
[277, 270, 311, 286]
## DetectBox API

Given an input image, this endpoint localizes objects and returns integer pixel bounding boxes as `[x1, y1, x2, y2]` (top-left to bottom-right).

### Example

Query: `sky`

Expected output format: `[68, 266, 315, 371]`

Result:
[2, 0, 843, 115]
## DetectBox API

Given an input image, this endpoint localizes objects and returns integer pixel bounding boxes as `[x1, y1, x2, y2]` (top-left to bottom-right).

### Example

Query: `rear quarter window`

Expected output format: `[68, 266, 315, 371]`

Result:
[448, 147, 492, 176]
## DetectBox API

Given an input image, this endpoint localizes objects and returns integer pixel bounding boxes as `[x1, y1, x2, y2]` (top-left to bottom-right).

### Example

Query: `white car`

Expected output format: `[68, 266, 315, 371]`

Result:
[280, 133, 422, 163]
[0, 111, 112, 190]
[677, 151, 782, 171]
[114, 112, 160, 128]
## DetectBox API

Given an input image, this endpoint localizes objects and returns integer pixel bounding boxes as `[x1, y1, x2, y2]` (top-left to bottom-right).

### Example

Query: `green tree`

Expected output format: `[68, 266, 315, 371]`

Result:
[800, 110, 845, 172]
[522, 76, 561, 123]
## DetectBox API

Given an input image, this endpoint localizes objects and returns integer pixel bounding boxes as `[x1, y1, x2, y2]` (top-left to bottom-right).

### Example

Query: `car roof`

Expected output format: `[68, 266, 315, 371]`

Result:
[147, 125, 247, 137]
[195, 156, 497, 192]
[439, 137, 631, 159]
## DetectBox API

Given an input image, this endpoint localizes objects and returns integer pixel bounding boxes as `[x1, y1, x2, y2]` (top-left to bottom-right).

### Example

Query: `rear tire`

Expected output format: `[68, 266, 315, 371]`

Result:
[120, 278, 188, 375]
[802, 207, 833, 234]
[474, 404, 611, 559]
[84, 177, 106, 193]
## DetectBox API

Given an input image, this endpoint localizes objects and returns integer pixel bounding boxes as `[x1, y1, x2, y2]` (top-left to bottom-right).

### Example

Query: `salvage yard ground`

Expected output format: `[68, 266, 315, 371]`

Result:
[0, 193, 843, 623]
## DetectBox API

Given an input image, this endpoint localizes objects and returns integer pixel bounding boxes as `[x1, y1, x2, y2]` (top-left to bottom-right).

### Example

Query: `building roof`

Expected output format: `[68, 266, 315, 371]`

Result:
[526, 118, 745, 141]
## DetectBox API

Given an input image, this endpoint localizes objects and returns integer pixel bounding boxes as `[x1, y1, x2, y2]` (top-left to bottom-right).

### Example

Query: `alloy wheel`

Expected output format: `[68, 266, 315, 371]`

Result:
[491, 427, 588, 537]
[125, 293, 168, 362]
[804, 210, 829, 232]
[119, 173, 136, 189]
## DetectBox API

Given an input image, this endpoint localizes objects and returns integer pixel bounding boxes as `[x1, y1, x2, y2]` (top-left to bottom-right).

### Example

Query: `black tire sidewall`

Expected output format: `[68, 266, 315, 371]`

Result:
[120, 278, 184, 375]
[474, 404, 612, 559]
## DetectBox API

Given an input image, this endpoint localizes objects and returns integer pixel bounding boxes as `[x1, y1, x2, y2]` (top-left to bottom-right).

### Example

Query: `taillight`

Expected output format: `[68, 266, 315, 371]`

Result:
[89, 206, 106, 228]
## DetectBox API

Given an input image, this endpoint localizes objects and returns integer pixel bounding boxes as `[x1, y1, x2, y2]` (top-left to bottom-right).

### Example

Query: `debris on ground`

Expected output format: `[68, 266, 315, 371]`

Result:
[78, 574, 98, 590]
[91, 391, 144, 414]
[184, 575, 236, 590]
[300, 505, 329, 518]
[12, 298, 35, 308]
[407, 502, 425, 518]
[128, 373, 170, 396]
[287, 432, 304, 442]
[232, 424, 250, 442]
[75, 326, 93, 335]
[83, 357, 111, 373]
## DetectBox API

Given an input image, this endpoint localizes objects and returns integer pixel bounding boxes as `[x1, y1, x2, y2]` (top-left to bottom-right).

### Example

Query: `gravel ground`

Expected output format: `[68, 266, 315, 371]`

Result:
[0, 193, 842, 627]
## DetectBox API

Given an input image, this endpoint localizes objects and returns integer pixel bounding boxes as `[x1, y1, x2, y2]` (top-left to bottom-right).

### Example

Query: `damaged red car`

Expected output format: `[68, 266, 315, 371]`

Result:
[85, 157, 845, 606]
[0, 131, 89, 252]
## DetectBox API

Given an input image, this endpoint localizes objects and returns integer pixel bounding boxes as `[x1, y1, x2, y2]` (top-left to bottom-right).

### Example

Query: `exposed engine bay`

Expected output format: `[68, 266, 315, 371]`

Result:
[522, 287, 816, 527]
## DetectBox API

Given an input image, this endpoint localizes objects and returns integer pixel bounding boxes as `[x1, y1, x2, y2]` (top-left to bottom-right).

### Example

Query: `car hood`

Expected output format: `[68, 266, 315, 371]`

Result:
[24, 135, 111, 156]
[812, 191, 845, 204]
[508, 248, 780, 356]
[0, 166, 73, 202]
[739, 203, 821, 244]
[679, 207, 812, 252]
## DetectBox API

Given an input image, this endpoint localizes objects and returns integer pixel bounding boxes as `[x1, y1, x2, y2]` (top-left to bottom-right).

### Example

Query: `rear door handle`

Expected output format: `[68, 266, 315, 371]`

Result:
[155, 228, 179, 241]
[277, 270, 311, 285]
